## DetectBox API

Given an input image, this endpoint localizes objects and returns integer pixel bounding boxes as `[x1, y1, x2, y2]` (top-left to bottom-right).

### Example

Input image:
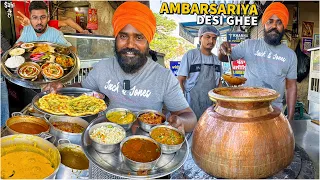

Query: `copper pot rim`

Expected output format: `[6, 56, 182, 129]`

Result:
[209, 87, 280, 102]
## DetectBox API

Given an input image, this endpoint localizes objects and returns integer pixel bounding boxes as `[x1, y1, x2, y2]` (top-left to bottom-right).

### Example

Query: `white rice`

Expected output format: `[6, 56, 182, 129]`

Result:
[5, 56, 25, 68]
[90, 125, 125, 144]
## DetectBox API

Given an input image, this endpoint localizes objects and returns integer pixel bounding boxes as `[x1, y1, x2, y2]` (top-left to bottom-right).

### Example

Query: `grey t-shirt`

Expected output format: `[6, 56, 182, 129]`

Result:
[177, 49, 222, 92]
[81, 57, 189, 113]
[231, 38, 297, 109]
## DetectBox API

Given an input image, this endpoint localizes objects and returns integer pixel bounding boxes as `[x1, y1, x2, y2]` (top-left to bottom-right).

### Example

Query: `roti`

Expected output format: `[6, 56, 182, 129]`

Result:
[66, 95, 107, 116]
[38, 94, 72, 115]
[37, 94, 106, 116]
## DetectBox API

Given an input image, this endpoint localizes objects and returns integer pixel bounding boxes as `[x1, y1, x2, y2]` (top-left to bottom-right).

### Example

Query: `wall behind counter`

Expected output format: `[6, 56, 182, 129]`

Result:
[57, 2, 114, 36]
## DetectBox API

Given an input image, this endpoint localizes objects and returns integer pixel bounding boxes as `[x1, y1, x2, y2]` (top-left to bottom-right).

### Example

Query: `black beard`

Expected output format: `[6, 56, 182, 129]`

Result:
[263, 28, 285, 46]
[115, 42, 148, 74]
[33, 24, 46, 33]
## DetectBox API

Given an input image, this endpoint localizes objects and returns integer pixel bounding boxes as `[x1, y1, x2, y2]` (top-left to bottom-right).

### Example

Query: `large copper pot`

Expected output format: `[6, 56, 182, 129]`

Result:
[191, 87, 294, 179]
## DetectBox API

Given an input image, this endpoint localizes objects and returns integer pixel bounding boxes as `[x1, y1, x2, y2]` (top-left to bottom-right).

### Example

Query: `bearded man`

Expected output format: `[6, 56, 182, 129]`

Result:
[43, 2, 197, 133]
[218, 2, 297, 121]
[15, 1, 71, 46]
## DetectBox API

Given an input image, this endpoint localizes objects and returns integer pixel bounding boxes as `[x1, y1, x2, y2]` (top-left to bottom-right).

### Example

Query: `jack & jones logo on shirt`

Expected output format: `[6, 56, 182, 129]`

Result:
[104, 80, 152, 98]
[254, 50, 286, 62]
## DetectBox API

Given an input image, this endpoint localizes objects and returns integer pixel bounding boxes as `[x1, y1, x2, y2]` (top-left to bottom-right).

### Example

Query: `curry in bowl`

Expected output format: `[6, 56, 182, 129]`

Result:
[1, 134, 60, 179]
[59, 146, 89, 170]
[55, 54, 75, 68]
[121, 138, 161, 163]
[150, 126, 184, 145]
[17, 62, 41, 80]
[1, 149, 55, 179]
[106, 110, 136, 125]
[41, 62, 64, 80]
[52, 121, 85, 133]
[9, 122, 48, 134]
[138, 112, 165, 125]
[6, 115, 50, 135]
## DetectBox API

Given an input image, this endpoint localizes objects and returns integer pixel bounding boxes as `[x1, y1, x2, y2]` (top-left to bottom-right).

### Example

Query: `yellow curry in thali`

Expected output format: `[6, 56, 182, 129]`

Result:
[1, 145, 57, 179]
[150, 127, 184, 145]
[106, 111, 135, 124]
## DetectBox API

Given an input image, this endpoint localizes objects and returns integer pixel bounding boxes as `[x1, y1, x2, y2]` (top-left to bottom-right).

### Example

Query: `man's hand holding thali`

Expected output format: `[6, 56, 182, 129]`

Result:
[42, 82, 64, 93]
[167, 114, 185, 134]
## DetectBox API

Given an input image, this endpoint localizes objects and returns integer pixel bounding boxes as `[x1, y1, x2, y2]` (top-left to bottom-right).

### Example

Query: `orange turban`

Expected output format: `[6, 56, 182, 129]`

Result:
[112, 2, 156, 43]
[262, 2, 289, 29]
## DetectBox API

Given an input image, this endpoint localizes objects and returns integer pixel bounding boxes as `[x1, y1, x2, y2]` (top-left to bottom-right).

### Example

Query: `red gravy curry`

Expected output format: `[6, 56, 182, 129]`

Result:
[122, 138, 161, 163]
[9, 122, 48, 134]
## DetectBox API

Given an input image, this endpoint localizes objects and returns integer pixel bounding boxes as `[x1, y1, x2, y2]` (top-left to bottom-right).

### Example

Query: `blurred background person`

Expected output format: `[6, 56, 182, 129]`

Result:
[16, 10, 90, 34]
[177, 25, 221, 120]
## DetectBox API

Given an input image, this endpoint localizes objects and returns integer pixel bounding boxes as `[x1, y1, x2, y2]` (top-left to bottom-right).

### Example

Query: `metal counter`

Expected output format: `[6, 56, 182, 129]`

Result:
[89, 119, 319, 179]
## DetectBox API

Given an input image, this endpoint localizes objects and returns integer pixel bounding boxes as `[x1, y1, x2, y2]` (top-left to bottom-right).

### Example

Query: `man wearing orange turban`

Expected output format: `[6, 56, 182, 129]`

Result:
[218, 2, 297, 122]
[43, 2, 197, 137]
[112, 1, 156, 43]
[262, 2, 289, 29]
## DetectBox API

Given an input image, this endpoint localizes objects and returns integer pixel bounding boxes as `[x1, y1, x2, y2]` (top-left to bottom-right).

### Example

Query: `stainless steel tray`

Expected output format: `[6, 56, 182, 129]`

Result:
[31, 87, 110, 117]
[81, 115, 189, 179]
[1, 42, 80, 89]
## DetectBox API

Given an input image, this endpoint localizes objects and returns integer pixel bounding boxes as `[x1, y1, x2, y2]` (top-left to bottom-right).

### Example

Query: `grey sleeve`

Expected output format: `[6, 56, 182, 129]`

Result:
[286, 53, 298, 79]
[81, 62, 100, 91]
[177, 51, 191, 77]
[230, 40, 248, 60]
[164, 71, 189, 112]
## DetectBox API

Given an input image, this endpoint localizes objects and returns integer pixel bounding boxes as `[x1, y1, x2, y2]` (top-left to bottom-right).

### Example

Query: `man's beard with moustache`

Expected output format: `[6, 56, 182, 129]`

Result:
[263, 28, 285, 46]
[115, 42, 148, 74]
[33, 24, 46, 33]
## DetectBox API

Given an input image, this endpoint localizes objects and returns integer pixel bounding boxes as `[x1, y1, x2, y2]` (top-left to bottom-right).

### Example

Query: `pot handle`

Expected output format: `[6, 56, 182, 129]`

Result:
[58, 139, 71, 145]
[38, 132, 56, 143]
[43, 114, 51, 122]
[11, 112, 23, 117]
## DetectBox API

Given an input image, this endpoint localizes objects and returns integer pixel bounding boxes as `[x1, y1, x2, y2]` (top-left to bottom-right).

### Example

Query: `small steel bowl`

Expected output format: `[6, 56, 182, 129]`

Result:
[137, 110, 166, 132]
[5, 55, 25, 72]
[54, 54, 75, 70]
[120, 135, 162, 171]
[41, 62, 64, 80]
[17, 62, 41, 80]
[89, 122, 126, 153]
[149, 125, 185, 154]
[20, 43, 35, 52]
[105, 108, 137, 131]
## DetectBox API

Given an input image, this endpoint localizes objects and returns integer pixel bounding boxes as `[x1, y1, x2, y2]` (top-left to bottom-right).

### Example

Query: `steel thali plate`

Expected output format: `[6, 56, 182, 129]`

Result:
[32, 87, 110, 118]
[1, 41, 80, 89]
[82, 115, 189, 179]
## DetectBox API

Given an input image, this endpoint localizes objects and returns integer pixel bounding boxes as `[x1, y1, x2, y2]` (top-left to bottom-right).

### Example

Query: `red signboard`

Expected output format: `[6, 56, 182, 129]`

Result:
[230, 43, 246, 71]
[87, 8, 98, 30]
[232, 59, 246, 71]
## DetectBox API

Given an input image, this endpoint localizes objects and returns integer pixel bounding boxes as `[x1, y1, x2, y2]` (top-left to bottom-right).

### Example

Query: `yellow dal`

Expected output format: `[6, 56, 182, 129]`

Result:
[106, 111, 135, 124]
[1, 151, 54, 179]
